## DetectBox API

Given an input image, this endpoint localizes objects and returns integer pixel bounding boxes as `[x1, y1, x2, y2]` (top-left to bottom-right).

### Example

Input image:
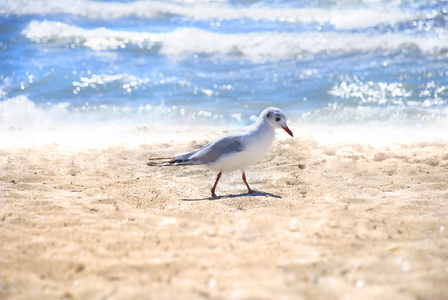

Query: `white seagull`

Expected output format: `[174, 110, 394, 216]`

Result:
[148, 107, 293, 197]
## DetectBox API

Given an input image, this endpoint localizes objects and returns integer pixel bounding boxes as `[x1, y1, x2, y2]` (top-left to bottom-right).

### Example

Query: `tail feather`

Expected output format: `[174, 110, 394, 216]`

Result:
[147, 157, 201, 166]
[147, 157, 175, 166]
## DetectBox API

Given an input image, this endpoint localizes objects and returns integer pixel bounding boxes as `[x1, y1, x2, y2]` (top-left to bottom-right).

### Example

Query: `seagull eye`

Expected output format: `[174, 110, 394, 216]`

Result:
[275, 116, 281, 122]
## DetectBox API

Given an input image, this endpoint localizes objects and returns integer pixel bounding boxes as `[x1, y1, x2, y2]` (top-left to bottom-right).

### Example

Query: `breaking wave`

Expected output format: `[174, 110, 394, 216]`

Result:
[24, 20, 448, 60]
[2, 0, 419, 30]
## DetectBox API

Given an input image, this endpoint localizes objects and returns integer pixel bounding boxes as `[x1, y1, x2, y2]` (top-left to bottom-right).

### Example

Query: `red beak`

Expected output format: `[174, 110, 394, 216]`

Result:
[281, 125, 294, 137]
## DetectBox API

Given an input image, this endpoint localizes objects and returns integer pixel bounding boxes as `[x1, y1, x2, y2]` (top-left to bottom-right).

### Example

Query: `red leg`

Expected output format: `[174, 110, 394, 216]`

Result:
[242, 171, 253, 194]
[211, 171, 222, 197]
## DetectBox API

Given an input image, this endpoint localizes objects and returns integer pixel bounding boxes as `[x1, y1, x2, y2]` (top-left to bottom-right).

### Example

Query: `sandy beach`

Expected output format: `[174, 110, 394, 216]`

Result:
[1, 128, 447, 299]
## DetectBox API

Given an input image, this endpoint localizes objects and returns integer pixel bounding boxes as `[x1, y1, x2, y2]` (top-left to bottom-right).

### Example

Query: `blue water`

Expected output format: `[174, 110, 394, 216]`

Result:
[1, 0, 447, 137]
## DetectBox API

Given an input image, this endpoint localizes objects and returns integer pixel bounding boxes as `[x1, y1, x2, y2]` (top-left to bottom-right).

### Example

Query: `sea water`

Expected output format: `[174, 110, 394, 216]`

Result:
[1, 0, 447, 141]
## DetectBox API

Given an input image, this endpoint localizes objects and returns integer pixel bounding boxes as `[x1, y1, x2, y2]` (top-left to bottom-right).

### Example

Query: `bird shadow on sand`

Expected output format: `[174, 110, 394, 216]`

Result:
[181, 190, 282, 202]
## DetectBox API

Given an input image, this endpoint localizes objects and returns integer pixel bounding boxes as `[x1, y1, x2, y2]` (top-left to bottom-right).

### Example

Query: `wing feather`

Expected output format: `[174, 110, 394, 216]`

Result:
[148, 133, 245, 166]
[189, 135, 244, 164]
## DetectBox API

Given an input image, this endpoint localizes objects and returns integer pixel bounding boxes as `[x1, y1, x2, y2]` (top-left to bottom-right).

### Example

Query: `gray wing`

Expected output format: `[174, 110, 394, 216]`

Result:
[178, 134, 244, 164]
[148, 131, 247, 167]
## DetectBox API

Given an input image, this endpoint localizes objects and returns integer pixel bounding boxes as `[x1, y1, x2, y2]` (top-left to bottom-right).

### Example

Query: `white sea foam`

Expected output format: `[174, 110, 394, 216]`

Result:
[24, 21, 448, 59]
[0, 96, 229, 130]
[4, 0, 415, 30]
[24, 20, 164, 51]
[0, 95, 70, 129]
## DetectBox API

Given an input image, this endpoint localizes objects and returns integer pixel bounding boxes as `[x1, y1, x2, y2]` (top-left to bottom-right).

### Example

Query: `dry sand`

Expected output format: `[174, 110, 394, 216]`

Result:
[1, 128, 447, 299]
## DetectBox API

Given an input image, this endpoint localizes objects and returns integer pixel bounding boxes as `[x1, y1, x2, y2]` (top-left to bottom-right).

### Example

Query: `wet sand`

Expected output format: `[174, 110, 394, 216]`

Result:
[1, 129, 447, 299]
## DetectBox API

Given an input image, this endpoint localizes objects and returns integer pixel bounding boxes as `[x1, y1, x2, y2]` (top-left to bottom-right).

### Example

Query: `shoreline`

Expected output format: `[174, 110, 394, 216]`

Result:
[1, 128, 447, 299]
[1, 122, 447, 150]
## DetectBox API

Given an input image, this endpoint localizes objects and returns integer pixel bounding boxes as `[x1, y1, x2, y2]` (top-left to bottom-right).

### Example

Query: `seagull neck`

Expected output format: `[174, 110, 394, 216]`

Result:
[254, 117, 274, 134]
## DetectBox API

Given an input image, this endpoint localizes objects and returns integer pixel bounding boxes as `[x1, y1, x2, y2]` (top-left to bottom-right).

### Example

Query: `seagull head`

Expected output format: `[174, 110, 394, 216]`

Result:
[262, 107, 293, 137]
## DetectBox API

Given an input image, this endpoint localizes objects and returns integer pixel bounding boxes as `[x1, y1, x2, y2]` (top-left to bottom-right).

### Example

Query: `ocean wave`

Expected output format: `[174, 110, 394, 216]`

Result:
[300, 102, 448, 128]
[72, 73, 151, 94]
[2, 0, 418, 30]
[24, 21, 448, 59]
[329, 78, 448, 108]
